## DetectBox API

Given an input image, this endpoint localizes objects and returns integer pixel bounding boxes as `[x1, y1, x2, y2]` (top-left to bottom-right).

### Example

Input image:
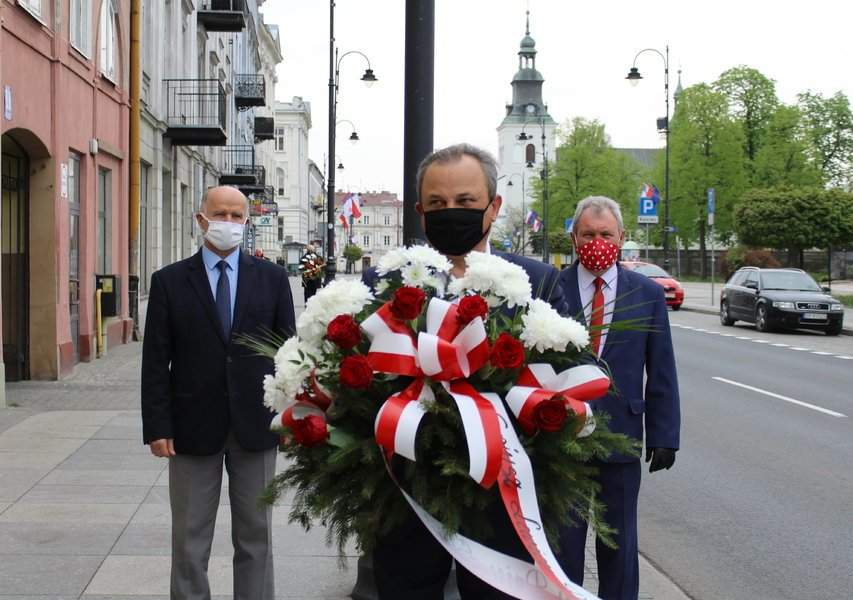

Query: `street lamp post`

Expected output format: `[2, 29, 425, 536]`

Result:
[327, 0, 377, 282]
[506, 172, 525, 254]
[518, 118, 549, 264]
[626, 45, 671, 272]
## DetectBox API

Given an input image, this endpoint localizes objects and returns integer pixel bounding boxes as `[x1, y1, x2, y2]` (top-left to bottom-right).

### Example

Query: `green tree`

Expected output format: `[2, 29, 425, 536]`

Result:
[664, 83, 748, 250]
[753, 105, 823, 188]
[734, 188, 853, 266]
[797, 91, 853, 189]
[540, 117, 644, 240]
[714, 66, 779, 166]
[492, 205, 528, 254]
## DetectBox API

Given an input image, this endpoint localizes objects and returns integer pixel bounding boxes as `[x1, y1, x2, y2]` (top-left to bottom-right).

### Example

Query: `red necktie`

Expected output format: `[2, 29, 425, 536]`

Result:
[590, 277, 605, 355]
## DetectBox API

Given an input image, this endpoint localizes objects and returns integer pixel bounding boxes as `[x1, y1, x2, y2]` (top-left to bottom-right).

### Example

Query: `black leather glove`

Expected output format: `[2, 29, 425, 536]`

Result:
[645, 447, 676, 472]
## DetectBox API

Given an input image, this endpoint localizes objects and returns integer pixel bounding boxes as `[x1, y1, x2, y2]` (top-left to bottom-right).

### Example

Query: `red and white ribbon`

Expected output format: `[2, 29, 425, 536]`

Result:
[507, 364, 610, 438]
[363, 296, 501, 488]
[374, 380, 433, 462]
[270, 400, 326, 431]
[391, 391, 600, 600]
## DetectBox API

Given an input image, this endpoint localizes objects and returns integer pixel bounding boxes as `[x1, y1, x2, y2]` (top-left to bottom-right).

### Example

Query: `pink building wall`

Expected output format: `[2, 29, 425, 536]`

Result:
[1, 0, 130, 381]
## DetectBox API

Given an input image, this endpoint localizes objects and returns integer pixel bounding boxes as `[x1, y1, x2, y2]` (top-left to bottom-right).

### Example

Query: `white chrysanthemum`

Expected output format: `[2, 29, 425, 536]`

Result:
[296, 279, 373, 345]
[519, 298, 590, 353]
[377, 245, 451, 278]
[263, 337, 315, 413]
[400, 262, 431, 288]
[448, 252, 532, 308]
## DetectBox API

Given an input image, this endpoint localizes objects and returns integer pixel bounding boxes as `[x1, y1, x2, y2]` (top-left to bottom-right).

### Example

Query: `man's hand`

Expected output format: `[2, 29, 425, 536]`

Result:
[645, 447, 676, 472]
[150, 438, 176, 458]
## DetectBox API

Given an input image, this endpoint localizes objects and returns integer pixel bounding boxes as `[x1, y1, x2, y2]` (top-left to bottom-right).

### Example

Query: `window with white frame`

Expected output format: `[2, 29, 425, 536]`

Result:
[362, 215, 369, 225]
[276, 168, 285, 196]
[383, 214, 391, 226]
[18, 0, 42, 19]
[362, 235, 370, 246]
[383, 235, 391, 246]
[99, 0, 117, 80]
[70, 0, 92, 55]
[275, 127, 285, 151]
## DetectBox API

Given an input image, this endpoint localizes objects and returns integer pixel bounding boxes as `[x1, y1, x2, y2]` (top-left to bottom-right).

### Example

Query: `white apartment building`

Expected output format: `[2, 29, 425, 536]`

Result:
[334, 191, 403, 272]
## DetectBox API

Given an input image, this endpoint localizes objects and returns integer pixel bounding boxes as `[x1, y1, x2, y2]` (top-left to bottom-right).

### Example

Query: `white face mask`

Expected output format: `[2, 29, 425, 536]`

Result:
[199, 213, 245, 251]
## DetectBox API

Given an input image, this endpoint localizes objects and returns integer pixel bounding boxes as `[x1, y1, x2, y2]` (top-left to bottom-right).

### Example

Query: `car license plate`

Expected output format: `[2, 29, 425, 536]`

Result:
[803, 313, 827, 320]
[665, 293, 676, 299]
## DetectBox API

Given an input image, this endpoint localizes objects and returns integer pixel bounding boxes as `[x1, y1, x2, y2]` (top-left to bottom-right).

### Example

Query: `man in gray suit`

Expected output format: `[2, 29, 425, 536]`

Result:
[142, 185, 295, 600]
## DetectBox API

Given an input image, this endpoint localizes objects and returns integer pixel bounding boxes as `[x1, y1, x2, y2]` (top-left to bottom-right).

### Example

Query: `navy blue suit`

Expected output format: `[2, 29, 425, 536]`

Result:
[142, 249, 296, 453]
[557, 262, 680, 600]
[363, 249, 566, 599]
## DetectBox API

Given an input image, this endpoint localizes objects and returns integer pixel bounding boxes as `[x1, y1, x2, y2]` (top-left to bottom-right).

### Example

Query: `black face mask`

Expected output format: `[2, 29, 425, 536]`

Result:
[423, 205, 492, 257]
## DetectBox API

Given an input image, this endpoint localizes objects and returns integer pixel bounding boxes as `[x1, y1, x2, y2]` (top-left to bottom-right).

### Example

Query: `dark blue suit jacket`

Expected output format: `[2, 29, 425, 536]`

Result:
[361, 250, 568, 315]
[558, 262, 680, 462]
[142, 249, 296, 455]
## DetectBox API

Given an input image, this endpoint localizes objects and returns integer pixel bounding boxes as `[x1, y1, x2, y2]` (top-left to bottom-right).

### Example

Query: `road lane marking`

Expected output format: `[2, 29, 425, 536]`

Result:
[712, 377, 847, 418]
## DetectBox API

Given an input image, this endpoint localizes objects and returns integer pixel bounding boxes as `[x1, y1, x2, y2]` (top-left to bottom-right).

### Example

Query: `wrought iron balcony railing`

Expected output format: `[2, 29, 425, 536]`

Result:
[163, 79, 227, 146]
[254, 117, 274, 142]
[219, 145, 265, 192]
[235, 74, 265, 110]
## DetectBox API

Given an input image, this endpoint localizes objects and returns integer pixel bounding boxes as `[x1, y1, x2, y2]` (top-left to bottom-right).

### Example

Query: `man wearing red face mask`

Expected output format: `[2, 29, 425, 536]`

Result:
[556, 196, 681, 600]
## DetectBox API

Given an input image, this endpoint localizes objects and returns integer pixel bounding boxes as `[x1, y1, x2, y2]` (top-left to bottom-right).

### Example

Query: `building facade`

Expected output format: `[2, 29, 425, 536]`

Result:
[495, 12, 556, 252]
[333, 191, 403, 272]
[1, 0, 289, 400]
[1, 0, 131, 390]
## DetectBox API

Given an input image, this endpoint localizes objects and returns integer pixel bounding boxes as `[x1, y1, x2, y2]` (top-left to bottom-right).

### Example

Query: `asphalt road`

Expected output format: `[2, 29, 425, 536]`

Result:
[637, 309, 853, 600]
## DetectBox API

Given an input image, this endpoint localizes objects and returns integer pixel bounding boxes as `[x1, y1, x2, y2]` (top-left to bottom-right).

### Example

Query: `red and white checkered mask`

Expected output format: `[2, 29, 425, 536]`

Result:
[576, 237, 620, 273]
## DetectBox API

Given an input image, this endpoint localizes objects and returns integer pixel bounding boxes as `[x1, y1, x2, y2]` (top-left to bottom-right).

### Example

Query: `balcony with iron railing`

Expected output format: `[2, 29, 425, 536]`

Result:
[163, 79, 227, 146]
[219, 145, 265, 193]
[198, 0, 246, 32]
[235, 74, 265, 110]
[254, 117, 274, 142]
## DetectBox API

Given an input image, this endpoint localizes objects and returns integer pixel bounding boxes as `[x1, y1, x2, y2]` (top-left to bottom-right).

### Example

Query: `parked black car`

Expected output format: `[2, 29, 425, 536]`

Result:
[720, 267, 844, 335]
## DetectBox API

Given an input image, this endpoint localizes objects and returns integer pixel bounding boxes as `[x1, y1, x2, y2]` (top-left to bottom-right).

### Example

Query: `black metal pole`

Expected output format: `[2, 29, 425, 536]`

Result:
[325, 0, 338, 282]
[402, 0, 434, 247]
[541, 122, 549, 265]
[663, 45, 671, 273]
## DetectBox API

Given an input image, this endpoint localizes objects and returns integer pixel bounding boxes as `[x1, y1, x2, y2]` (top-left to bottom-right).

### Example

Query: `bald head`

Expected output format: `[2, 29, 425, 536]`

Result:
[199, 186, 249, 218]
[306, 244, 315, 253]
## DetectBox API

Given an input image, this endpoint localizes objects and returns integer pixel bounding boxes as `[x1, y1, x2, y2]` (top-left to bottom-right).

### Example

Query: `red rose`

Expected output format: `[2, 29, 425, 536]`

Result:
[290, 414, 329, 446]
[489, 333, 525, 369]
[457, 295, 489, 324]
[390, 286, 426, 320]
[532, 395, 568, 432]
[339, 354, 374, 389]
[326, 314, 362, 349]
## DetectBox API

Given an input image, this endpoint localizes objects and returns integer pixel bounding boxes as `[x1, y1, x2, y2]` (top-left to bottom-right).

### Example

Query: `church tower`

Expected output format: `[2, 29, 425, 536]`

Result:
[496, 11, 557, 239]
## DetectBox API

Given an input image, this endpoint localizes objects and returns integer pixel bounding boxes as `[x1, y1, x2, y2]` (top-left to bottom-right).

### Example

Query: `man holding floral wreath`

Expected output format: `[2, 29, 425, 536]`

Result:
[557, 195, 681, 600]
[363, 143, 568, 599]
[298, 244, 325, 302]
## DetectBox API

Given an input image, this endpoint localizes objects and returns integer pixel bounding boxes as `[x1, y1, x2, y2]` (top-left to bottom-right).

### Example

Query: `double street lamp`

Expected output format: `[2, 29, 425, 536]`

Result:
[326, 0, 376, 282]
[626, 45, 671, 272]
[517, 119, 550, 265]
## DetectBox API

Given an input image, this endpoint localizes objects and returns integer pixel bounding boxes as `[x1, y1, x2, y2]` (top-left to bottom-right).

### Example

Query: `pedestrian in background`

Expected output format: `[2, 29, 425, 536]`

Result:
[298, 243, 325, 303]
[141, 185, 295, 600]
[557, 195, 681, 600]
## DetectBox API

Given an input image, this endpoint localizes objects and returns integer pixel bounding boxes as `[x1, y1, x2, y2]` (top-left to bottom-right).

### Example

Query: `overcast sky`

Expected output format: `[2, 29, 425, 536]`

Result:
[259, 0, 853, 197]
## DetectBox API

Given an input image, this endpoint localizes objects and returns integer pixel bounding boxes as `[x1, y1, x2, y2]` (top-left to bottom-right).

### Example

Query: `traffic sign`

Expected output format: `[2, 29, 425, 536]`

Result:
[565, 218, 573, 235]
[708, 189, 715, 226]
[503, 238, 511, 249]
[638, 195, 659, 224]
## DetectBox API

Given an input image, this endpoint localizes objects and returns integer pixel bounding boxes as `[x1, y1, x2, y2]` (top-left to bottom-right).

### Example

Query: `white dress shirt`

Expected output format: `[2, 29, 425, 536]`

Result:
[577, 263, 618, 354]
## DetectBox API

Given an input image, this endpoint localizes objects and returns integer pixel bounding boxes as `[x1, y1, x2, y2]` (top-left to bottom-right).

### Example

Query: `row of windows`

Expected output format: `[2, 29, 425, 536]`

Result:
[352, 215, 395, 226]
[20, 0, 118, 80]
[350, 235, 393, 247]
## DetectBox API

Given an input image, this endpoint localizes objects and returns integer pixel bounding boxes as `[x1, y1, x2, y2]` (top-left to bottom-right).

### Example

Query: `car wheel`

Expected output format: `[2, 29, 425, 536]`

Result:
[720, 300, 735, 326]
[755, 304, 771, 332]
[672, 303, 681, 311]
[826, 324, 842, 336]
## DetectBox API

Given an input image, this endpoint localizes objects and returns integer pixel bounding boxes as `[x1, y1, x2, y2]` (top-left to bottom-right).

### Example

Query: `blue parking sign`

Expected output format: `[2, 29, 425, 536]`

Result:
[638, 195, 659, 224]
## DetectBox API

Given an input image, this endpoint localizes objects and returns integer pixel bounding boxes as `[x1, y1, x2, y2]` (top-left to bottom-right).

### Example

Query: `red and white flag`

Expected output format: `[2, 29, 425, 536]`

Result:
[341, 192, 362, 219]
